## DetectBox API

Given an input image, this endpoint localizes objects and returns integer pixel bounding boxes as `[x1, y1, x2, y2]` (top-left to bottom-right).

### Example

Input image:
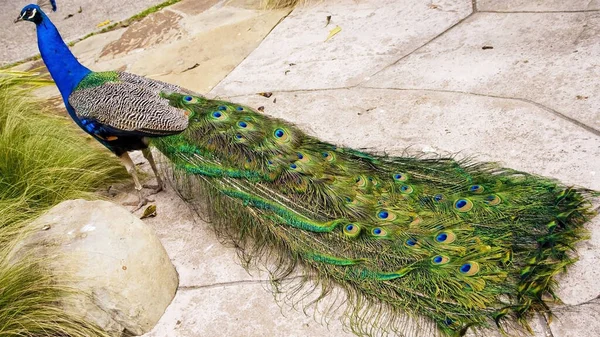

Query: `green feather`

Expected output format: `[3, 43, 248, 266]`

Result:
[152, 92, 595, 336]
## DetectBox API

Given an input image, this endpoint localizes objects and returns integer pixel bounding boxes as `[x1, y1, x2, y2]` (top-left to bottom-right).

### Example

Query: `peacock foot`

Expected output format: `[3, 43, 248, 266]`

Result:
[142, 183, 164, 195]
[124, 191, 155, 212]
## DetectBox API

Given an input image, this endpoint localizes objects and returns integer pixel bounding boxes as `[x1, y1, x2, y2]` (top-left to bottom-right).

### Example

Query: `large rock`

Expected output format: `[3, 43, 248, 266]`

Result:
[14, 199, 178, 336]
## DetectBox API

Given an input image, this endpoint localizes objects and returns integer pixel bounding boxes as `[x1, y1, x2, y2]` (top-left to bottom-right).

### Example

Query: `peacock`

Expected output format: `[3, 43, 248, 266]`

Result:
[17, 1, 597, 336]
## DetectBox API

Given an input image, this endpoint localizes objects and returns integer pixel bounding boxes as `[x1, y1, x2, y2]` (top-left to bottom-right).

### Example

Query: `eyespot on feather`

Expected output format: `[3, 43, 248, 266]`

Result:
[273, 128, 290, 143]
[376, 210, 396, 221]
[343, 223, 361, 238]
[322, 151, 335, 162]
[405, 238, 419, 248]
[469, 185, 485, 194]
[454, 198, 473, 212]
[211, 111, 225, 120]
[484, 194, 502, 206]
[400, 185, 413, 194]
[433, 194, 445, 202]
[393, 173, 408, 182]
[355, 175, 368, 188]
[434, 231, 456, 244]
[371, 227, 388, 237]
[297, 152, 312, 163]
[182, 95, 199, 104]
[459, 262, 480, 276]
[431, 255, 450, 265]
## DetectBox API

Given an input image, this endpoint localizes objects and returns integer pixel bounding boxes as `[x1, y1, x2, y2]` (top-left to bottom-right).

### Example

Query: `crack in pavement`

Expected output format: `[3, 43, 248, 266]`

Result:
[178, 275, 305, 291]
[209, 7, 294, 96]
[365, 8, 476, 83]
[360, 86, 600, 138]
[542, 314, 557, 337]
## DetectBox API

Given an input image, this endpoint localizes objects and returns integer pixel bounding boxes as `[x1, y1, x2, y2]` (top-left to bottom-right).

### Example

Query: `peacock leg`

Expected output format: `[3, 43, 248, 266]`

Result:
[120, 152, 153, 211]
[141, 148, 165, 194]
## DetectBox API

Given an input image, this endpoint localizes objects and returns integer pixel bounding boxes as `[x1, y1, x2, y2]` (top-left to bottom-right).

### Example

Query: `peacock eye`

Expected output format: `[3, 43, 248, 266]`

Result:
[343, 223, 361, 238]
[393, 173, 407, 181]
[459, 261, 480, 276]
[400, 185, 413, 194]
[184, 96, 192, 101]
[469, 185, 484, 193]
[371, 227, 387, 237]
[484, 194, 501, 206]
[434, 231, 456, 244]
[454, 198, 473, 212]
[431, 255, 450, 265]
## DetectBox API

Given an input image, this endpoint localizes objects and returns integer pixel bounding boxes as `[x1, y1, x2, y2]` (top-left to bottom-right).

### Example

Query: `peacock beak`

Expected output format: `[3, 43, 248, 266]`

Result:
[14, 12, 26, 23]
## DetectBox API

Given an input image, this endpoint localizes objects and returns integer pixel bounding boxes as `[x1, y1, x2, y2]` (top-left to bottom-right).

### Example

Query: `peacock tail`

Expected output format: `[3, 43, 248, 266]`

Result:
[150, 92, 594, 336]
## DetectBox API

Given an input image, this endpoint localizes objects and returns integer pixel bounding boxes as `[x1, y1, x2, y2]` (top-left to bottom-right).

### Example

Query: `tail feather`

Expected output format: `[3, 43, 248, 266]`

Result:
[152, 93, 595, 336]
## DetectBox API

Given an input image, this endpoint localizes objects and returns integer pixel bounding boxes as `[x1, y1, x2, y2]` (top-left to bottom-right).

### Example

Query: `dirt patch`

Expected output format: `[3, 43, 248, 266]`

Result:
[100, 10, 183, 58]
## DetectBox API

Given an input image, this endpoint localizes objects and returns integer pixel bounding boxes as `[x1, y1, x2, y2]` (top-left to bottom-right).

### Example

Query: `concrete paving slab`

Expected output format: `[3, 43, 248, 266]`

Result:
[364, 12, 600, 132]
[211, 0, 473, 96]
[131, 182, 257, 288]
[549, 307, 600, 337]
[478, 0, 600, 12]
[0, 0, 169, 65]
[144, 285, 355, 337]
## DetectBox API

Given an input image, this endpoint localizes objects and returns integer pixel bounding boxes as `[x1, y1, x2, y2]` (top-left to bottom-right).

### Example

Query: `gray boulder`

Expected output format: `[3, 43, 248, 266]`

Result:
[14, 199, 178, 336]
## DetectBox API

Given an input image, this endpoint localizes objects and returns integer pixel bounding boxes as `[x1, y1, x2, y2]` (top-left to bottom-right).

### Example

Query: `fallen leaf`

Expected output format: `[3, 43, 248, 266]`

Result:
[97, 20, 111, 28]
[273, 98, 277, 103]
[325, 26, 342, 42]
[482, 45, 494, 50]
[182, 63, 200, 72]
[258, 92, 273, 98]
[258, 106, 265, 112]
[576, 95, 589, 100]
[284, 70, 291, 75]
[428, 4, 439, 9]
[326, 15, 332, 26]
[140, 204, 157, 219]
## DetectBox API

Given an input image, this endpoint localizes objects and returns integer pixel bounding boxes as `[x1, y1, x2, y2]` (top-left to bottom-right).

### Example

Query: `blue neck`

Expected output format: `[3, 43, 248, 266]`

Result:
[36, 13, 91, 100]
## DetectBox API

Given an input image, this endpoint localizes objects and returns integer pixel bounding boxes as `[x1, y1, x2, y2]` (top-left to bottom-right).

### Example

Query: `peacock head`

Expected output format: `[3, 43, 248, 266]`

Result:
[15, 1, 57, 24]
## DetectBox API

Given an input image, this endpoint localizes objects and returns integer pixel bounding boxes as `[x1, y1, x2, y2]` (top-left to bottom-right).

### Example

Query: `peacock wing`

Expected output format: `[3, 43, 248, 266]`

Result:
[68, 71, 190, 137]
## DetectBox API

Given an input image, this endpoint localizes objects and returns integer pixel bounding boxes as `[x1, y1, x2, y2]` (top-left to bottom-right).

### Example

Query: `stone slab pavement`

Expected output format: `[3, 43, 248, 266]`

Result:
[0, 0, 172, 66]
[5, 0, 600, 336]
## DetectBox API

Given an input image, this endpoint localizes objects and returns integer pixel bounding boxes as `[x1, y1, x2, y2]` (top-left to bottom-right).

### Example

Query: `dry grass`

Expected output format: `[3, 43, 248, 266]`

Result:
[0, 70, 128, 336]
